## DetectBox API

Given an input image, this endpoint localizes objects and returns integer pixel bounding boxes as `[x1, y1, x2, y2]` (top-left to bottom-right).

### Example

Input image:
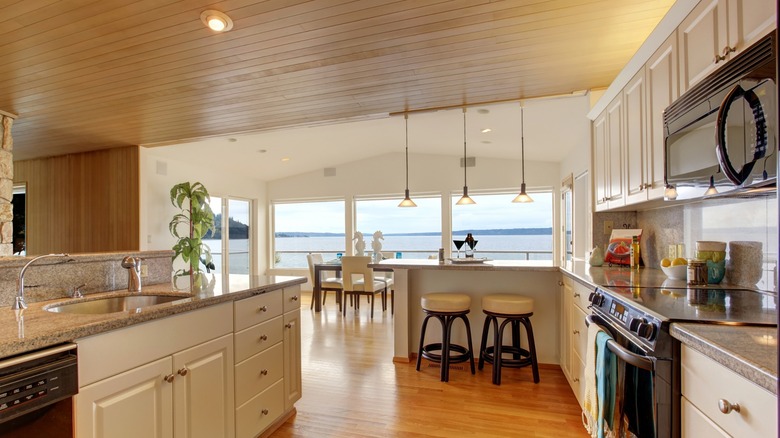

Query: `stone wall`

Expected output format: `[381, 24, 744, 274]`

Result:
[0, 114, 13, 256]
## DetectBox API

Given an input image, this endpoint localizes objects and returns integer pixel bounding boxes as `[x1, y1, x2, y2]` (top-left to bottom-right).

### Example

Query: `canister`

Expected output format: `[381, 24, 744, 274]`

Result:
[687, 259, 707, 286]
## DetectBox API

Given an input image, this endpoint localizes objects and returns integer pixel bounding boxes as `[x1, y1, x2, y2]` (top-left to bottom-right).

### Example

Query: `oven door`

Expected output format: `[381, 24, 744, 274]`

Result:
[587, 314, 673, 438]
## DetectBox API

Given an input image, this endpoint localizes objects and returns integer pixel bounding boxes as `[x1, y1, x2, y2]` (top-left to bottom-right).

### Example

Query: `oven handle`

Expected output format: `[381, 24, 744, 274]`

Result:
[585, 315, 654, 371]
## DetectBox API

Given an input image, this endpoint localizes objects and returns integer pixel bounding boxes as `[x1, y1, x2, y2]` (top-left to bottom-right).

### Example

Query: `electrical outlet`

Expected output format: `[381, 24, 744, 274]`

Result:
[140, 265, 149, 278]
[603, 220, 614, 235]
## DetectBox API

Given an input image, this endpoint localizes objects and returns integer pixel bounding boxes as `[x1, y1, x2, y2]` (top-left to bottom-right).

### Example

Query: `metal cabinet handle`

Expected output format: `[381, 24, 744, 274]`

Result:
[260, 369, 268, 376]
[573, 377, 580, 383]
[722, 45, 736, 56]
[261, 409, 269, 416]
[259, 334, 268, 341]
[718, 399, 741, 414]
[258, 305, 268, 313]
[557, 280, 564, 286]
[573, 293, 581, 298]
[291, 295, 299, 301]
[572, 330, 580, 335]
[164, 374, 175, 383]
[177, 367, 188, 376]
[285, 322, 295, 329]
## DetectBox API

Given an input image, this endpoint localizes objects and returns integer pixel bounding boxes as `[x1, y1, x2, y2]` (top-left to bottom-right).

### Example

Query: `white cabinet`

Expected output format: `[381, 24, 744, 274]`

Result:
[75, 303, 235, 438]
[645, 32, 678, 201]
[679, 0, 776, 93]
[681, 345, 777, 438]
[623, 69, 647, 205]
[592, 96, 625, 211]
[560, 275, 592, 406]
[233, 285, 302, 438]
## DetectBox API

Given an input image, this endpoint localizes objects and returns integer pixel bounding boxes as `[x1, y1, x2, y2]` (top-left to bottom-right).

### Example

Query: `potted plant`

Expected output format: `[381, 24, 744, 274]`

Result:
[169, 181, 216, 287]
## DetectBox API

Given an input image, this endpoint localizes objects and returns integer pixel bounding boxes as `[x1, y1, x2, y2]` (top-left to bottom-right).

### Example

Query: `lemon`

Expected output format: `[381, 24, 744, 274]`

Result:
[671, 257, 687, 266]
[660, 258, 672, 268]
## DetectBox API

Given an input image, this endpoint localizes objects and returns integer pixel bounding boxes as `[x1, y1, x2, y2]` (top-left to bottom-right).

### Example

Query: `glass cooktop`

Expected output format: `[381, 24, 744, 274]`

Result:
[597, 285, 778, 326]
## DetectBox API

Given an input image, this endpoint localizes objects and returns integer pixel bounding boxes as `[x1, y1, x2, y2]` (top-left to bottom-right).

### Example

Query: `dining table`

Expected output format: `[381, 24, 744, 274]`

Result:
[312, 259, 393, 312]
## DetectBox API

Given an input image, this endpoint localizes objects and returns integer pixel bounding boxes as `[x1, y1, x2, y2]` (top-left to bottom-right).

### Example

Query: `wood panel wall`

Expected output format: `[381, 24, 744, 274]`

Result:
[14, 146, 139, 255]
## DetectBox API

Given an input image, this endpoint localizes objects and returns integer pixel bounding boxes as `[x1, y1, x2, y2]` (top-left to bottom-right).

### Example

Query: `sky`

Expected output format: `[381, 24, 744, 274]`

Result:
[273, 192, 553, 234]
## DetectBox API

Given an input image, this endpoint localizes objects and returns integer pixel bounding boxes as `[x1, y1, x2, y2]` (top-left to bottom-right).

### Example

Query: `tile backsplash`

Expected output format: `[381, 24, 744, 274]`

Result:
[594, 195, 777, 292]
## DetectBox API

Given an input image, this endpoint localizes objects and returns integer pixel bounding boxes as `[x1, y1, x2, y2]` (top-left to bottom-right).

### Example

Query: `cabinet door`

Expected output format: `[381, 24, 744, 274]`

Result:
[173, 334, 235, 438]
[76, 357, 173, 438]
[606, 96, 624, 209]
[727, 0, 776, 58]
[646, 32, 678, 200]
[560, 280, 572, 380]
[624, 69, 647, 205]
[679, 0, 728, 93]
[283, 310, 302, 410]
[592, 111, 608, 211]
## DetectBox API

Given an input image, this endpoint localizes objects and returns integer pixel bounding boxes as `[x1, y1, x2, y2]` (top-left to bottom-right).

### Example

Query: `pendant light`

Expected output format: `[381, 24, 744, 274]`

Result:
[704, 175, 719, 196]
[398, 114, 417, 207]
[512, 106, 534, 203]
[456, 107, 476, 205]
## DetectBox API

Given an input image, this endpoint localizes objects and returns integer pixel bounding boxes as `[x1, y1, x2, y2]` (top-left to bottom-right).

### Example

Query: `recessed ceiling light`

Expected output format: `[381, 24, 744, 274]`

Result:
[477, 108, 490, 114]
[482, 140, 492, 144]
[481, 128, 492, 133]
[257, 149, 267, 153]
[228, 138, 237, 142]
[281, 157, 291, 162]
[200, 10, 234, 32]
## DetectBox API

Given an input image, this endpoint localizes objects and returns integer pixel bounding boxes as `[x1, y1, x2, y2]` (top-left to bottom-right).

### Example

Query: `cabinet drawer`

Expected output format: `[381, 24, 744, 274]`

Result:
[682, 396, 729, 437]
[235, 343, 284, 406]
[570, 349, 586, 406]
[283, 286, 301, 313]
[681, 345, 776, 438]
[234, 290, 283, 332]
[235, 316, 284, 363]
[570, 305, 588, 361]
[563, 276, 593, 312]
[236, 379, 285, 438]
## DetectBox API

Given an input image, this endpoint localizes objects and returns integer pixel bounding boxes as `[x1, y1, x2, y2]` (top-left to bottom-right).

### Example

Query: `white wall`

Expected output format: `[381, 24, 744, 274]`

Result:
[139, 148, 268, 275]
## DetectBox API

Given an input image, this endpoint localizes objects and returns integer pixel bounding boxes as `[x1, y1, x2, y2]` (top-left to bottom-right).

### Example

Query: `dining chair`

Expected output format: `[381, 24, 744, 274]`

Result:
[306, 253, 343, 311]
[341, 256, 388, 318]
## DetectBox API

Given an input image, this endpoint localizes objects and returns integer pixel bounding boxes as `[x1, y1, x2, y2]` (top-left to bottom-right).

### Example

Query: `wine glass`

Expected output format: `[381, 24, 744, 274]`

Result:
[453, 240, 465, 258]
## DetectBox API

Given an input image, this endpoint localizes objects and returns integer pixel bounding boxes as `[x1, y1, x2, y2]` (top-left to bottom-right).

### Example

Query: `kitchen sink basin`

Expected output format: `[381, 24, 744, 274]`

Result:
[45, 295, 190, 315]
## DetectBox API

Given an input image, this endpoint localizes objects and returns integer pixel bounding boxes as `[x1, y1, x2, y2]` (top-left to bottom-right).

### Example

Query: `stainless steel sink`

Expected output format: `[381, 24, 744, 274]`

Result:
[45, 295, 190, 314]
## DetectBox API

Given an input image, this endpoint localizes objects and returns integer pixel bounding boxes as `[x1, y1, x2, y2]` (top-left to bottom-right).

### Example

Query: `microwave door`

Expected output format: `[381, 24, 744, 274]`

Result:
[715, 82, 768, 185]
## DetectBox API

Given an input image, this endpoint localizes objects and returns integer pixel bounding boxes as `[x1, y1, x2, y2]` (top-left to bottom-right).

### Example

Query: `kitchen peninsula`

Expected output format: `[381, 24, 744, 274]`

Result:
[371, 259, 560, 363]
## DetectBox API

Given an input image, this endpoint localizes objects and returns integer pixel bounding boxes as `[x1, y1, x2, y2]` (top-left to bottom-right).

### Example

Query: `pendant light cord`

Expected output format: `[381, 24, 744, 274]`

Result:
[521, 107, 525, 184]
[405, 114, 409, 190]
[463, 108, 467, 186]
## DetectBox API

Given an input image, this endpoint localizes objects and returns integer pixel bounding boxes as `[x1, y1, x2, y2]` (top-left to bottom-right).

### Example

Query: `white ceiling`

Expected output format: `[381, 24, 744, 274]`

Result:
[148, 94, 591, 181]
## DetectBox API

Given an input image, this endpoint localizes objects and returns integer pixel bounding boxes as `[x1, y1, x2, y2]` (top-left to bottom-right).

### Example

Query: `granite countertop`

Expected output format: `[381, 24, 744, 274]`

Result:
[670, 323, 777, 394]
[371, 258, 558, 271]
[0, 274, 306, 358]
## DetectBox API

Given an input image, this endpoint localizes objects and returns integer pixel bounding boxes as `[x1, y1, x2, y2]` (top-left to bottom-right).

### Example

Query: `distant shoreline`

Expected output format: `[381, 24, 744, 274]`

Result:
[275, 227, 552, 238]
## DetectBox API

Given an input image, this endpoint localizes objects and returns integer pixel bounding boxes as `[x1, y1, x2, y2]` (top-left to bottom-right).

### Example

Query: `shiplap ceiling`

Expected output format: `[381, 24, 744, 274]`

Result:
[3, 0, 675, 164]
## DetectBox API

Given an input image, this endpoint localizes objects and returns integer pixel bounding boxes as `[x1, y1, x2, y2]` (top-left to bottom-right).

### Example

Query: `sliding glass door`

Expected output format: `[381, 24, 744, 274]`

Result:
[208, 196, 252, 275]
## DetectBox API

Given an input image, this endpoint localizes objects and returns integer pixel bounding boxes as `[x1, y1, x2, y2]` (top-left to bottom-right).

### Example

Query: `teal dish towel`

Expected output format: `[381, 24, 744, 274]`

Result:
[595, 331, 617, 438]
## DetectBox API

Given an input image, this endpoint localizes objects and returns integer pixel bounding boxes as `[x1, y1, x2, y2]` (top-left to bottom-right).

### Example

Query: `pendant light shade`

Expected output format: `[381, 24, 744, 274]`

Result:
[512, 106, 534, 203]
[398, 114, 417, 207]
[456, 107, 476, 205]
[704, 175, 719, 196]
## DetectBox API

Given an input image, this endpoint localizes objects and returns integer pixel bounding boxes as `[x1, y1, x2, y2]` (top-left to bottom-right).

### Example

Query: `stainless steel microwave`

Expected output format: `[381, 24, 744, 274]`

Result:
[664, 32, 776, 200]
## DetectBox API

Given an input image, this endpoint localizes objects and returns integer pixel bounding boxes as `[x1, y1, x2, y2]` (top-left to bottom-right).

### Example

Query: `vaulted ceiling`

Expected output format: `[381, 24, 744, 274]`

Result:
[2, 0, 675, 161]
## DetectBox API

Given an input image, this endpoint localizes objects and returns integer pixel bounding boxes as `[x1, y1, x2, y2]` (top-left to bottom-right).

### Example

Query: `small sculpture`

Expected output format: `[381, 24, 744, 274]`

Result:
[588, 246, 604, 267]
[371, 231, 384, 260]
[354, 231, 366, 256]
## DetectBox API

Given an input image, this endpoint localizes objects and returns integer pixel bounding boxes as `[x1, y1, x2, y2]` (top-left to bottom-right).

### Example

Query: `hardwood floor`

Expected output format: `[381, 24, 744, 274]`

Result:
[272, 293, 588, 437]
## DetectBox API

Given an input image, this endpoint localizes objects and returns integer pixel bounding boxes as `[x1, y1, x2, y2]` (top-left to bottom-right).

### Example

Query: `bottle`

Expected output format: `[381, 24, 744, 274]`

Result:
[630, 236, 640, 269]
[465, 233, 475, 258]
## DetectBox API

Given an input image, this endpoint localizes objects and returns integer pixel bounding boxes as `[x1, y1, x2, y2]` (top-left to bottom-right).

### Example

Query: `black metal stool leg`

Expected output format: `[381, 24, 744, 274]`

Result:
[520, 317, 540, 383]
[511, 320, 521, 360]
[478, 315, 491, 370]
[416, 314, 433, 371]
[459, 314, 475, 375]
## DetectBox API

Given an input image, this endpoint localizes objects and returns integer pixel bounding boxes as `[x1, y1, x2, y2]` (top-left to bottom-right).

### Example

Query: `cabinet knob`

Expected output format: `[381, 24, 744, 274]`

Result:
[286, 322, 295, 329]
[177, 367, 188, 376]
[573, 377, 580, 383]
[163, 374, 175, 383]
[291, 295, 299, 301]
[557, 280, 564, 286]
[260, 369, 268, 376]
[722, 45, 736, 56]
[573, 293, 581, 298]
[258, 305, 268, 313]
[714, 53, 727, 63]
[259, 334, 268, 341]
[261, 409, 269, 416]
[718, 399, 741, 414]
[572, 329, 580, 335]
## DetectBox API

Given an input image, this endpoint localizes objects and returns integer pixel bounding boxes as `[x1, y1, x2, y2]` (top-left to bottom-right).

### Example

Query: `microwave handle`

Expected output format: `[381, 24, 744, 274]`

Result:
[715, 84, 767, 185]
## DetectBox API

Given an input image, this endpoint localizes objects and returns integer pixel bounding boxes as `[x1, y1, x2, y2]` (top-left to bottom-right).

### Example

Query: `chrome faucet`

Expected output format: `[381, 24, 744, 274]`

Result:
[121, 256, 142, 292]
[14, 253, 72, 311]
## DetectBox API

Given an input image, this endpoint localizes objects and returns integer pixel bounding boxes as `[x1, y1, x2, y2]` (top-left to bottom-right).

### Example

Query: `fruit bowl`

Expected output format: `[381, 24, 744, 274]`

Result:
[661, 264, 687, 280]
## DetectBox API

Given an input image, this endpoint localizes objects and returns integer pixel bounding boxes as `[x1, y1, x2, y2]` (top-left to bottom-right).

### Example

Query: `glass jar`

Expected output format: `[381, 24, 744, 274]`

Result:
[687, 259, 707, 286]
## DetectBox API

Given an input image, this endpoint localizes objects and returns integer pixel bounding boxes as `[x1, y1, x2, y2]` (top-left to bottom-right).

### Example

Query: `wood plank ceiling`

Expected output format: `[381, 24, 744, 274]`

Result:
[0, 0, 675, 161]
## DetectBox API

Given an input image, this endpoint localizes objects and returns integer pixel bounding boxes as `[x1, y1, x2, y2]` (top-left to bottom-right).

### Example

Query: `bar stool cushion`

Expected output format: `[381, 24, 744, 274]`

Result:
[482, 294, 533, 315]
[421, 293, 471, 313]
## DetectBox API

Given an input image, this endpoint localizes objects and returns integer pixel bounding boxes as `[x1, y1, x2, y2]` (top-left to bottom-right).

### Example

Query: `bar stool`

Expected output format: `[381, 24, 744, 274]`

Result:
[416, 293, 476, 382]
[478, 293, 539, 385]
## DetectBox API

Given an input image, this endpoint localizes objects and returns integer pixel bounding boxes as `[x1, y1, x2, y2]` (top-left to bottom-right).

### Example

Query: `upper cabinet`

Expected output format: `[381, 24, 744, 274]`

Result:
[593, 95, 626, 211]
[679, 0, 776, 93]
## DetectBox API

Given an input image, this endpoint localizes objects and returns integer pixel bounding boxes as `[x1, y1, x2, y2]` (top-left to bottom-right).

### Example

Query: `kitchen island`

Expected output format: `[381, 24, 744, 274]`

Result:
[370, 259, 560, 363]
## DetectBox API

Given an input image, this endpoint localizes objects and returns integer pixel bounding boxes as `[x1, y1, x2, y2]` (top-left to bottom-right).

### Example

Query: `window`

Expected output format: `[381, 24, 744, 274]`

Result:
[354, 196, 441, 259]
[450, 191, 553, 260]
[273, 200, 345, 268]
[206, 196, 252, 275]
